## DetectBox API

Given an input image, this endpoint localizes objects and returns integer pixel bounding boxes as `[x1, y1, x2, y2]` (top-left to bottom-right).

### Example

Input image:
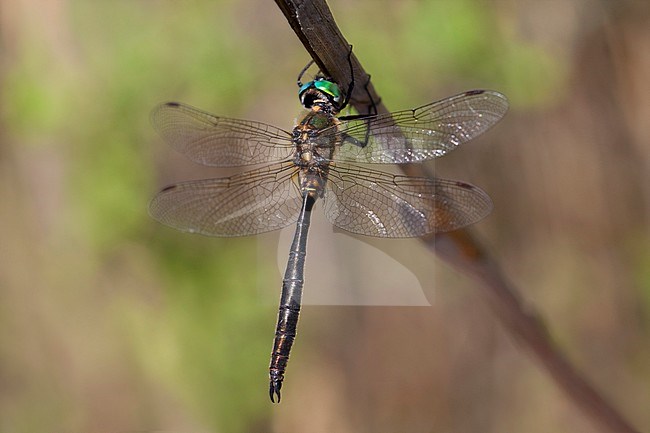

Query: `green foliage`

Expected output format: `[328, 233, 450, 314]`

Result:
[340, 0, 562, 107]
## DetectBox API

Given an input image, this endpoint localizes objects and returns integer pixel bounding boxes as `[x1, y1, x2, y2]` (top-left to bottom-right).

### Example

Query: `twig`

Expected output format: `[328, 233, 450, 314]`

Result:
[273, 1, 641, 432]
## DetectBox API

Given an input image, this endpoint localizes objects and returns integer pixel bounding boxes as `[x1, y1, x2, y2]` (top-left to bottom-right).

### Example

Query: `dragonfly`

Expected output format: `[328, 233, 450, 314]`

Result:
[149, 63, 508, 403]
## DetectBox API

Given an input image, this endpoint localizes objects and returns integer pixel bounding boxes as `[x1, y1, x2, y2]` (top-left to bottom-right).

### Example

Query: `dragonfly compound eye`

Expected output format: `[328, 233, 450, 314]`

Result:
[313, 79, 341, 103]
[298, 79, 342, 108]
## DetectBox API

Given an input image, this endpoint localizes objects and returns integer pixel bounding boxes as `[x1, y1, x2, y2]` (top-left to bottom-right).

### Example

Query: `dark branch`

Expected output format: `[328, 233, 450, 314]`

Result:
[274, 0, 383, 116]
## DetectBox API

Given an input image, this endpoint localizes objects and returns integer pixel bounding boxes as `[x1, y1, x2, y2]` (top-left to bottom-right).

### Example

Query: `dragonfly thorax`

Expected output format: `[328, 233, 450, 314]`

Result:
[291, 140, 327, 168]
[291, 108, 339, 169]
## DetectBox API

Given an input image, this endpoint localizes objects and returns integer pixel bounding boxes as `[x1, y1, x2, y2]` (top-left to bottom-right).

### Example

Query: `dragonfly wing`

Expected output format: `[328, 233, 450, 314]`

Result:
[328, 90, 508, 164]
[150, 162, 302, 236]
[323, 165, 493, 237]
[152, 102, 294, 167]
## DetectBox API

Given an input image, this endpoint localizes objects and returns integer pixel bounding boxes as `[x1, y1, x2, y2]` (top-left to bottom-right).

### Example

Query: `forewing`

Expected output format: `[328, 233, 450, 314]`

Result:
[150, 162, 302, 236]
[327, 90, 508, 163]
[323, 165, 493, 237]
[152, 102, 294, 167]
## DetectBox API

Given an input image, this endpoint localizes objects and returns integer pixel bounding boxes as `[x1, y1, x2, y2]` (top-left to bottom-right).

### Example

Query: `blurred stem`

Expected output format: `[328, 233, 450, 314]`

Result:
[274, 1, 640, 432]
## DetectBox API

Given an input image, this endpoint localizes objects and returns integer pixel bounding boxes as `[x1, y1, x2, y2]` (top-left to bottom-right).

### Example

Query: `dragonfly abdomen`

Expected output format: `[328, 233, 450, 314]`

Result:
[269, 194, 315, 403]
[269, 301, 301, 402]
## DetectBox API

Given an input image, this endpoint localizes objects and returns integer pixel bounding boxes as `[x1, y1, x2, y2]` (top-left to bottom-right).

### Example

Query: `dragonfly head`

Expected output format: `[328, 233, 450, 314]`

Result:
[298, 78, 342, 110]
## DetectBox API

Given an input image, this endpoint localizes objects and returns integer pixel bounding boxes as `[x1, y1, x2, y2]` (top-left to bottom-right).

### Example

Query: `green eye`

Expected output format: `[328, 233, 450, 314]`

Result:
[313, 80, 341, 102]
[298, 82, 312, 96]
[297, 79, 342, 107]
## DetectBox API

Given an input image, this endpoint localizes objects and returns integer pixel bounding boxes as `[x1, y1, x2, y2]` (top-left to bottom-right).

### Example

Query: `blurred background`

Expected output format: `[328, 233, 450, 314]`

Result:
[1, 0, 649, 432]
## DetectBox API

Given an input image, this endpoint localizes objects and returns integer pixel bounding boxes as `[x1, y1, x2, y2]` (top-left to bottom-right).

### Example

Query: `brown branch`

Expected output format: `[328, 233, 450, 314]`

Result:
[274, 1, 641, 432]
[274, 0, 382, 115]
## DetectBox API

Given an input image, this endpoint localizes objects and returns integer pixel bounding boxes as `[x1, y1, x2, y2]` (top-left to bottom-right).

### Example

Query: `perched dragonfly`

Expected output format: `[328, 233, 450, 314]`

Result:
[149, 64, 508, 403]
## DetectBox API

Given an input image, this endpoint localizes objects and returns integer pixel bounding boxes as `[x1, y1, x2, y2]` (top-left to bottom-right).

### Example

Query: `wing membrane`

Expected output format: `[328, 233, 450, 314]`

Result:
[323, 165, 493, 237]
[152, 102, 294, 167]
[149, 162, 302, 236]
[324, 90, 508, 164]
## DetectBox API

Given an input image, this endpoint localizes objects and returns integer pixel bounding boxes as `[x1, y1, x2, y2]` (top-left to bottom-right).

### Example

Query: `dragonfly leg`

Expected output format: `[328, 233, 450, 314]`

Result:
[338, 71, 380, 149]
[362, 73, 380, 116]
[297, 59, 315, 88]
[337, 44, 355, 111]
